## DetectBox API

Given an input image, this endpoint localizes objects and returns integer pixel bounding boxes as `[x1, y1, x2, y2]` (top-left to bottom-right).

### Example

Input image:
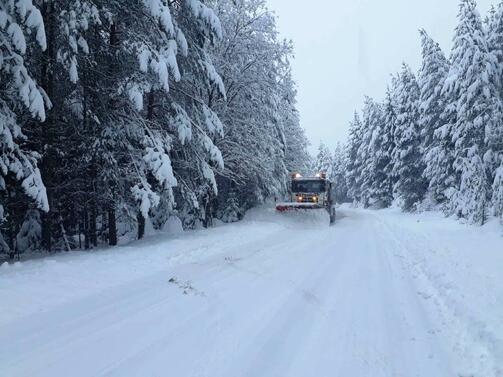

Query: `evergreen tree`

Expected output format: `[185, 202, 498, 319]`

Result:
[331, 143, 349, 203]
[0, 0, 49, 257]
[315, 143, 333, 176]
[220, 192, 241, 223]
[444, 0, 500, 222]
[357, 97, 387, 207]
[418, 30, 453, 205]
[16, 209, 42, 254]
[209, 0, 304, 215]
[367, 98, 393, 207]
[282, 75, 311, 175]
[382, 81, 399, 201]
[392, 64, 427, 211]
[486, 1, 503, 216]
[346, 112, 364, 203]
[455, 146, 489, 224]
[492, 163, 503, 218]
[418, 30, 449, 151]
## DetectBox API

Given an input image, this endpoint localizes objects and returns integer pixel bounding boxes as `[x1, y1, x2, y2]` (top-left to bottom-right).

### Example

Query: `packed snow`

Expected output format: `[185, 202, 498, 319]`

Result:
[0, 206, 502, 377]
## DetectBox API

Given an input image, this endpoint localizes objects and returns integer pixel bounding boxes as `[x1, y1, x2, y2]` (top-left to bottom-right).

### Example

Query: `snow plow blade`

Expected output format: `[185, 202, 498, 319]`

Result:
[275, 203, 324, 212]
[276, 203, 336, 225]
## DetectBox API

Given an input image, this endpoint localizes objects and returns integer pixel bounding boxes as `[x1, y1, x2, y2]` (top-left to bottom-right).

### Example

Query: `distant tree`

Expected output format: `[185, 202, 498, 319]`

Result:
[331, 143, 349, 203]
[366, 98, 393, 208]
[346, 112, 364, 203]
[382, 81, 399, 201]
[357, 97, 386, 207]
[315, 142, 333, 176]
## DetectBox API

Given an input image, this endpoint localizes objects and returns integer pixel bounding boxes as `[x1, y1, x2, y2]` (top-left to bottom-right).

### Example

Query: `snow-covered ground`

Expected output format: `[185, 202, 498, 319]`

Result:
[0, 206, 502, 377]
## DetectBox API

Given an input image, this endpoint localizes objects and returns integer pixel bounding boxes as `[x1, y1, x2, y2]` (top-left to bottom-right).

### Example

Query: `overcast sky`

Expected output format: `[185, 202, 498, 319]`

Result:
[267, 0, 494, 153]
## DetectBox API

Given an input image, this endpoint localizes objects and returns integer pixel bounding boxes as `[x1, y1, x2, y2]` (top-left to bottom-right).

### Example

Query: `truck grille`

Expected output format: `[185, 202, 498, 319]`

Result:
[297, 195, 319, 203]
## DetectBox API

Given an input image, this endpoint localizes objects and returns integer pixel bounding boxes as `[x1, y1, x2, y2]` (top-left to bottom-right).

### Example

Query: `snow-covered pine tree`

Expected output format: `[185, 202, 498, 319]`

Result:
[456, 146, 489, 224]
[45, 1, 108, 249]
[367, 98, 393, 208]
[444, 0, 501, 223]
[351, 98, 371, 207]
[392, 64, 427, 211]
[356, 97, 381, 207]
[493, 163, 503, 218]
[418, 30, 449, 151]
[0, 0, 49, 257]
[418, 30, 453, 205]
[315, 143, 333, 176]
[209, 0, 305, 215]
[331, 143, 349, 203]
[281, 73, 311, 175]
[38, 0, 183, 245]
[486, 1, 503, 218]
[346, 112, 364, 203]
[381, 81, 399, 206]
[16, 209, 42, 254]
[148, 0, 226, 226]
[220, 191, 241, 223]
[36, 0, 226, 245]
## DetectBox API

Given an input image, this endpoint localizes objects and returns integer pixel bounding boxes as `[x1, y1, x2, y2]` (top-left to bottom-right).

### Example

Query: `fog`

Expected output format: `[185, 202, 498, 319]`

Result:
[267, 0, 494, 153]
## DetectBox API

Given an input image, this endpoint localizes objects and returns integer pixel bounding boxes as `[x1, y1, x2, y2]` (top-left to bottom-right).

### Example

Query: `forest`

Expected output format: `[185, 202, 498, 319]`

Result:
[2, 0, 503, 260]
[0, 0, 310, 258]
[326, 0, 503, 225]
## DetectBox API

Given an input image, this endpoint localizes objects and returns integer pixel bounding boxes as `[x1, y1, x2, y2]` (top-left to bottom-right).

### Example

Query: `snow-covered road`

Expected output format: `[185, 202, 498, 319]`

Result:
[1, 207, 502, 376]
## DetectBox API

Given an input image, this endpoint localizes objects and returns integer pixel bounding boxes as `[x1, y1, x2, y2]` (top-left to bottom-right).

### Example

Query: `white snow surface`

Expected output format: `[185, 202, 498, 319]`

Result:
[0, 206, 502, 377]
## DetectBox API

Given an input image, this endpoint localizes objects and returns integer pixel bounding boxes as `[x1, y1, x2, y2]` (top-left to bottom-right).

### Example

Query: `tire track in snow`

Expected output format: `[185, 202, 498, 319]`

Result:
[372, 211, 502, 377]
[223, 231, 346, 377]
[83, 220, 334, 377]
[2, 208, 496, 377]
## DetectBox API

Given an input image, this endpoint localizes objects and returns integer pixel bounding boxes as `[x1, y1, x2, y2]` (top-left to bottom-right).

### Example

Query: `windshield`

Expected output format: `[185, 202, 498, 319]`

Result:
[291, 180, 326, 193]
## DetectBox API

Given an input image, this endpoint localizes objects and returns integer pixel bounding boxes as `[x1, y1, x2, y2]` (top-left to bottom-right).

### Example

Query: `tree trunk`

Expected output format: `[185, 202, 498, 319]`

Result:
[137, 213, 146, 240]
[84, 208, 90, 250]
[8, 215, 15, 261]
[78, 220, 82, 249]
[203, 194, 214, 228]
[41, 213, 52, 252]
[108, 208, 117, 246]
[135, 90, 155, 240]
[59, 215, 72, 252]
[147, 90, 155, 120]
[40, 1, 56, 252]
[90, 203, 98, 247]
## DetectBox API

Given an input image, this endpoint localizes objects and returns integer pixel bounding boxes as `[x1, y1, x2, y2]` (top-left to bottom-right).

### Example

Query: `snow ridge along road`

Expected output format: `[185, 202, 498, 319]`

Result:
[0, 207, 502, 377]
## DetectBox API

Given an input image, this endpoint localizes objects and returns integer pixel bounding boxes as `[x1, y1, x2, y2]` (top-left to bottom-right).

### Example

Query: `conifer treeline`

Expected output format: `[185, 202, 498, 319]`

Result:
[0, 0, 309, 257]
[345, 0, 503, 224]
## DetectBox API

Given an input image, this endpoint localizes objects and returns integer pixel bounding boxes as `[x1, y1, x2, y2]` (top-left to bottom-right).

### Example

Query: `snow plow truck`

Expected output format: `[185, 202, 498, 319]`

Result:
[276, 172, 336, 225]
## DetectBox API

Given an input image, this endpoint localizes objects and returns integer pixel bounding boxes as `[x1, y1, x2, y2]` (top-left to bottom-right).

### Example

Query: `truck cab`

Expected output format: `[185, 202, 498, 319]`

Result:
[290, 174, 331, 207]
